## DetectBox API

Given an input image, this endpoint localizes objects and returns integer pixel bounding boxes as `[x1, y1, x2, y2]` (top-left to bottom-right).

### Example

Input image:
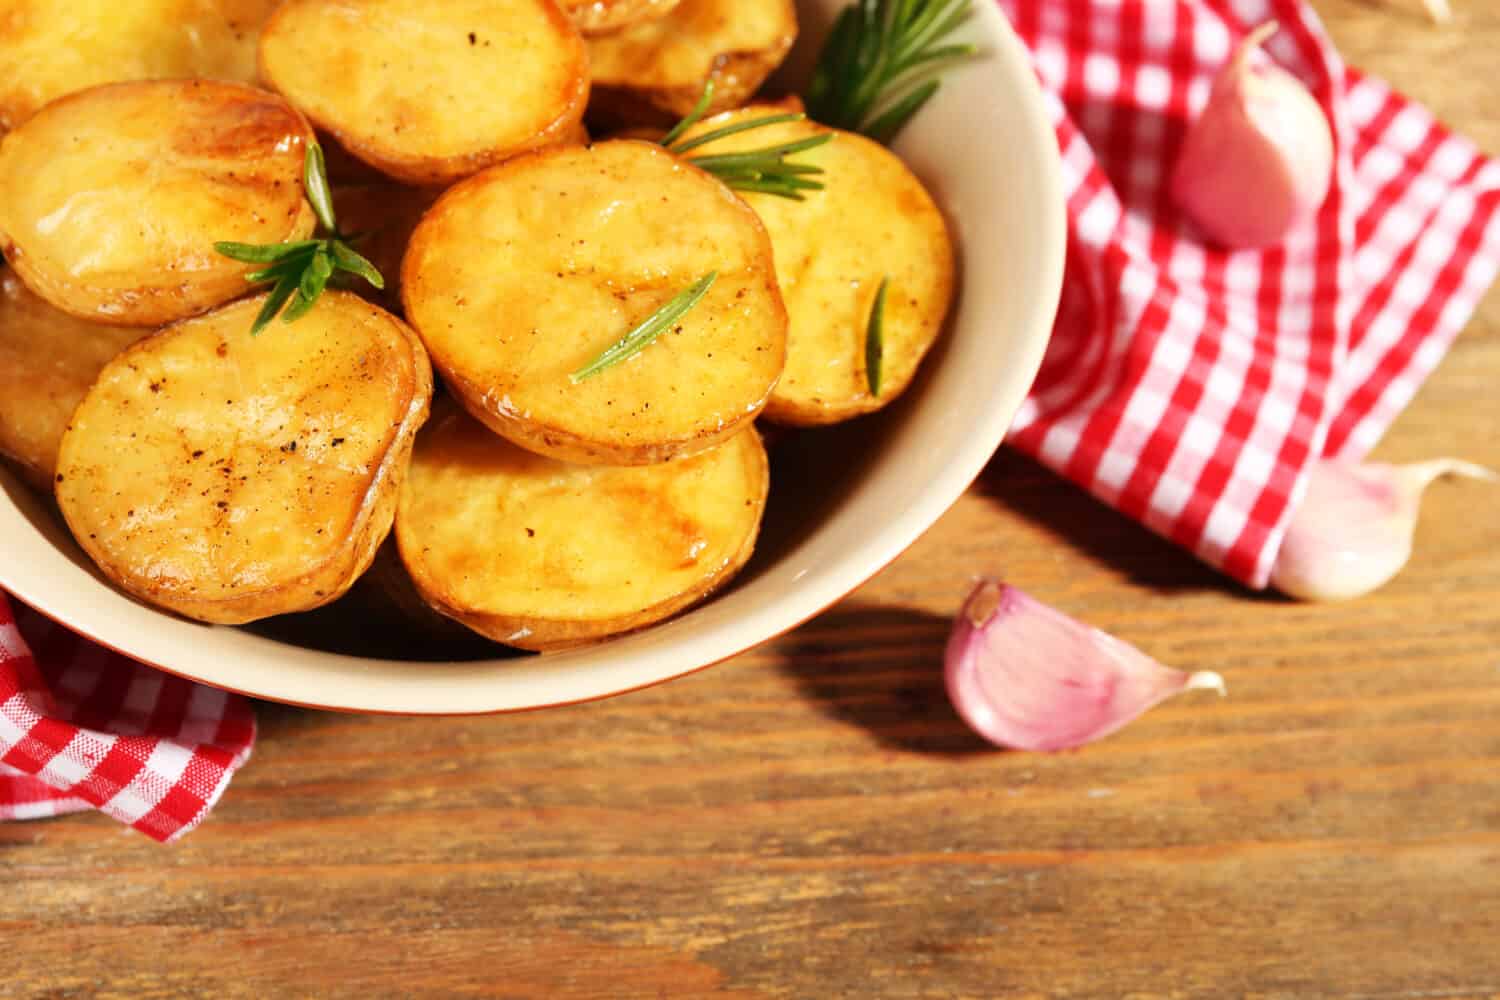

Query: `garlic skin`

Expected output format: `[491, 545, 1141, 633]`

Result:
[1271, 458, 1497, 601]
[945, 581, 1225, 752]
[1170, 22, 1335, 250]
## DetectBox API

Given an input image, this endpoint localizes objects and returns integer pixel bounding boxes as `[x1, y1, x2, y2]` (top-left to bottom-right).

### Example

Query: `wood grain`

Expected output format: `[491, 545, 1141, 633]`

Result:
[4, 4, 1500, 997]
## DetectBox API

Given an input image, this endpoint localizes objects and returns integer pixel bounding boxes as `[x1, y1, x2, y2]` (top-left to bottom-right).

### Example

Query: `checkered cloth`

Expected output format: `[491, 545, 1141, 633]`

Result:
[1000, 0, 1500, 585]
[4, 0, 1499, 840]
[0, 597, 255, 841]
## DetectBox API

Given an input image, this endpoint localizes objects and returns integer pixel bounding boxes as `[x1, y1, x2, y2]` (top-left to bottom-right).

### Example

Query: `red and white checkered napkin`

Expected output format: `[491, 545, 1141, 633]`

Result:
[999, 0, 1500, 585]
[0, 596, 255, 841]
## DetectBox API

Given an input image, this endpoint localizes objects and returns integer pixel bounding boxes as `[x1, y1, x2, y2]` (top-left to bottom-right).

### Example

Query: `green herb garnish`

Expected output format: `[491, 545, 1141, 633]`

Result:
[571, 272, 719, 382]
[214, 142, 384, 334]
[865, 276, 889, 396]
[807, 0, 978, 144]
[661, 82, 833, 201]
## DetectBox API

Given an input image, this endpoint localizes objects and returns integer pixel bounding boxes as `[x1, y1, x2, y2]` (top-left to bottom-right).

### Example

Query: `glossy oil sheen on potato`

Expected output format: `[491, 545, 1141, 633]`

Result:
[259, 0, 589, 185]
[397, 402, 768, 650]
[55, 291, 433, 625]
[0, 0, 281, 130]
[0, 272, 145, 489]
[562, 0, 680, 35]
[677, 110, 955, 425]
[0, 80, 315, 326]
[402, 140, 787, 465]
[587, 0, 797, 120]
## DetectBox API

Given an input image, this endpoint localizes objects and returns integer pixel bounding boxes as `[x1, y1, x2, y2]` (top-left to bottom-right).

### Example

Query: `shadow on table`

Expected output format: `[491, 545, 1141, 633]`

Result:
[973, 449, 1250, 597]
[771, 603, 994, 759]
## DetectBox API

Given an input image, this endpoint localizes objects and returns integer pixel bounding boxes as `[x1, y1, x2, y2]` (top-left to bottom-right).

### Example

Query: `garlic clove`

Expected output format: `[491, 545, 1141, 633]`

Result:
[944, 580, 1225, 752]
[1170, 22, 1335, 250]
[1271, 458, 1497, 601]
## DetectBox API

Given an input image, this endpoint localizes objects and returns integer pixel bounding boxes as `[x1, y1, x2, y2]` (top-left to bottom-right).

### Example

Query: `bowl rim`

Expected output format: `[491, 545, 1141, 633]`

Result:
[0, 2, 1065, 715]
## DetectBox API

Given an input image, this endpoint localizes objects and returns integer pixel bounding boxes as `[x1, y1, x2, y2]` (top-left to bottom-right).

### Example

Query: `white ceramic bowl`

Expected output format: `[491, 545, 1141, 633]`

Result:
[0, 1, 1064, 714]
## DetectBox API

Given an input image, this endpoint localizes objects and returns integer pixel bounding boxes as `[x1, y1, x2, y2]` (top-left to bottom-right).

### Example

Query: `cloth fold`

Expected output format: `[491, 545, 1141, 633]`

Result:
[5, 0, 1500, 838]
[1000, 0, 1500, 586]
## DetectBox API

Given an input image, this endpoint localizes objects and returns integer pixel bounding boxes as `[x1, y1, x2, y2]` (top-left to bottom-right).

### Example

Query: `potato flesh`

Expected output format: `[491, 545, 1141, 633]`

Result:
[676, 111, 955, 425]
[398, 403, 767, 649]
[586, 0, 797, 117]
[402, 140, 787, 465]
[0, 0, 281, 130]
[562, 0, 681, 35]
[0, 272, 144, 488]
[55, 291, 432, 624]
[259, 0, 589, 185]
[0, 80, 315, 326]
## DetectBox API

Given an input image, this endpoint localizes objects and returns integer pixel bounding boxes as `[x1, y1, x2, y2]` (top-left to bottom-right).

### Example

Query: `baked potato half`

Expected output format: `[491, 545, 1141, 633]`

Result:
[397, 401, 768, 651]
[259, 0, 589, 185]
[0, 0, 281, 131]
[0, 80, 316, 327]
[55, 290, 433, 625]
[562, 0, 680, 35]
[0, 271, 145, 490]
[676, 109, 955, 425]
[587, 0, 797, 122]
[402, 140, 787, 466]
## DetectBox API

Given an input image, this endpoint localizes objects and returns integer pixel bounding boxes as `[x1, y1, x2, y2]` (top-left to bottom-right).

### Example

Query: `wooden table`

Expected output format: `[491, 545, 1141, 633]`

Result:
[6, 4, 1499, 997]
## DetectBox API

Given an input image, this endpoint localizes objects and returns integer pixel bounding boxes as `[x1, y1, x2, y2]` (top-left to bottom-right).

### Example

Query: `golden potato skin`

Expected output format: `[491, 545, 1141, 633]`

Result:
[397, 402, 768, 650]
[55, 291, 433, 625]
[563, 0, 680, 35]
[677, 110, 955, 425]
[259, 0, 589, 185]
[402, 141, 787, 466]
[0, 0, 281, 130]
[586, 0, 797, 122]
[0, 80, 316, 327]
[0, 271, 144, 489]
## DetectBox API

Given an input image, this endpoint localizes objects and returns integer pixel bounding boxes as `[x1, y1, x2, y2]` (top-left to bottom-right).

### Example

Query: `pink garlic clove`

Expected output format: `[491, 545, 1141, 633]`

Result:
[1170, 22, 1334, 250]
[1271, 458, 1497, 601]
[944, 581, 1225, 752]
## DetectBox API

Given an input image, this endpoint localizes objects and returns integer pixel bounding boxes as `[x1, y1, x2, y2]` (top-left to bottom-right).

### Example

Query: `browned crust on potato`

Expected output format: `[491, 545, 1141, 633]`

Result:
[258, 0, 591, 186]
[54, 292, 433, 624]
[0, 80, 316, 326]
[396, 412, 769, 651]
[401, 140, 786, 467]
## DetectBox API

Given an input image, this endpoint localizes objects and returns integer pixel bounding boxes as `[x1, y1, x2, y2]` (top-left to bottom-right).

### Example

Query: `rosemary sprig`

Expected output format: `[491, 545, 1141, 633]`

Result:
[865, 276, 889, 396]
[807, 0, 977, 144]
[661, 82, 833, 201]
[215, 142, 384, 334]
[571, 272, 719, 382]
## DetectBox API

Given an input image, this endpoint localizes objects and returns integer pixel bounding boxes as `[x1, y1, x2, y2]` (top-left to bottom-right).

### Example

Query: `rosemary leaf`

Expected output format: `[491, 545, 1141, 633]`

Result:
[571, 272, 718, 382]
[214, 239, 322, 264]
[244, 250, 317, 285]
[668, 113, 806, 155]
[661, 84, 832, 201]
[660, 81, 717, 149]
[303, 143, 339, 234]
[329, 241, 386, 291]
[251, 275, 300, 335]
[865, 276, 889, 397]
[299, 247, 335, 304]
[807, 0, 977, 143]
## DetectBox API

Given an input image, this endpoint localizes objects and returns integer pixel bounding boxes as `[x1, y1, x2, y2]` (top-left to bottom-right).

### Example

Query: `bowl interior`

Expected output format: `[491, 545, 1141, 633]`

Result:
[0, 0, 1064, 714]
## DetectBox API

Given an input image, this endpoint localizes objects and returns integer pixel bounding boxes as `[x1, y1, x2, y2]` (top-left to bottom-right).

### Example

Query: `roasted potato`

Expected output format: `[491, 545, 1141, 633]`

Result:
[0, 0, 281, 131]
[677, 110, 955, 425]
[259, 0, 590, 186]
[562, 0, 680, 35]
[403, 140, 787, 466]
[586, 0, 797, 122]
[397, 401, 768, 650]
[0, 80, 315, 327]
[55, 290, 433, 625]
[330, 184, 445, 313]
[0, 271, 144, 489]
